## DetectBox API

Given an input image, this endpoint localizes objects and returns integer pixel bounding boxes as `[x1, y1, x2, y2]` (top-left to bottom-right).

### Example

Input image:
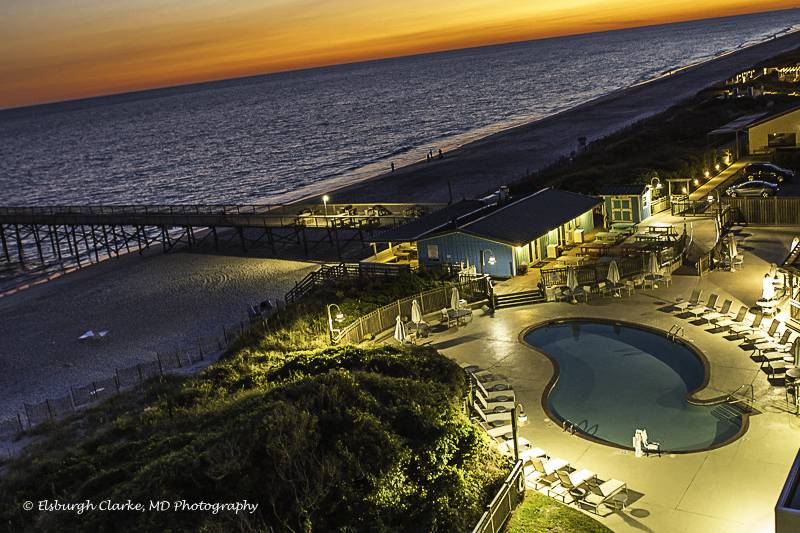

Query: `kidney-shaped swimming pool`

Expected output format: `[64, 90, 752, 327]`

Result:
[523, 319, 746, 453]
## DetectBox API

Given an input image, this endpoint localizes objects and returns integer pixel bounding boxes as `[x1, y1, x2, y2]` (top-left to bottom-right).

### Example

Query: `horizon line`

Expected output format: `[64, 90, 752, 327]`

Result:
[2, 6, 798, 114]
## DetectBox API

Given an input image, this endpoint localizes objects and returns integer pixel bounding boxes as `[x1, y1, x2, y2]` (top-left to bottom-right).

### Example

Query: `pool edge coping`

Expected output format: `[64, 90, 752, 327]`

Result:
[518, 317, 751, 455]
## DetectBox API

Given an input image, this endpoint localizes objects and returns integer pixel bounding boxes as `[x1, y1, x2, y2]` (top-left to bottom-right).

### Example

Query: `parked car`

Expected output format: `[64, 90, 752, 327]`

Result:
[743, 163, 795, 183]
[726, 180, 779, 197]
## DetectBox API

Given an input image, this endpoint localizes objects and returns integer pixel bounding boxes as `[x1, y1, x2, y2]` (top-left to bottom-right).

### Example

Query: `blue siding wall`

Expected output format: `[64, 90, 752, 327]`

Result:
[418, 233, 514, 277]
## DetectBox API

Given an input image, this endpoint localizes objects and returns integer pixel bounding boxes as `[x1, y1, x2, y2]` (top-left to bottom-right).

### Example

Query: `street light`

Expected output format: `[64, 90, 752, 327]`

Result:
[480, 248, 496, 275]
[322, 195, 330, 218]
[326, 303, 345, 343]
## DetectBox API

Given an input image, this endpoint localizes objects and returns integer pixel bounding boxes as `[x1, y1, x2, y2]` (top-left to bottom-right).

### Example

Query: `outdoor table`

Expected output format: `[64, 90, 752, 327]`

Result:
[448, 308, 472, 325]
[611, 222, 638, 235]
[756, 299, 778, 316]
[611, 492, 629, 510]
[635, 233, 661, 243]
[594, 231, 619, 243]
[787, 367, 800, 380]
[569, 488, 587, 502]
[644, 274, 664, 289]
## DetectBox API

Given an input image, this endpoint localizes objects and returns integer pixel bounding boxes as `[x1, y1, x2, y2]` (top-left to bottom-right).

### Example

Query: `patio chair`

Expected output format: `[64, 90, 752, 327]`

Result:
[713, 305, 748, 329]
[689, 294, 719, 318]
[702, 299, 732, 323]
[730, 311, 764, 337]
[640, 431, 661, 457]
[742, 319, 780, 344]
[580, 478, 627, 515]
[622, 280, 635, 297]
[674, 289, 703, 312]
[440, 308, 455, 328]
[582, 285, 593, 301]
[597, 281, 610, 297]
[662, 273, 672, 287]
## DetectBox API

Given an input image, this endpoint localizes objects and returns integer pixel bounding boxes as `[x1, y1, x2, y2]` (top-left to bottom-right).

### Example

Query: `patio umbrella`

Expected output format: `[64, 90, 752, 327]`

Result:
[761, 273, 776, 301]
[566, 267, 578, 304]
[450, 287, 460, 310]
[728, 239, 739, 272]
[607, 260, 620, 284]
[793, 338, 800, 368]
[411, 299, 423, 326]
[648, 252, 661, 276]
[394, 315, 406, 344]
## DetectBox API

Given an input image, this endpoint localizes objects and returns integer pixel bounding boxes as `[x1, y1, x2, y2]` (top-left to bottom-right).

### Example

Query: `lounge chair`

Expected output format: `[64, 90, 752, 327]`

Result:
[713, 306, 748, 329]
[527, 456, 570, 489]
[580, 478, 627, 515]
[689, 294, 719, 318]
[702, 299, 732, 323]
[730, 311, 763, 337]
[550, 469, 596, 502]
[754, 329, 793, 355]
[742, 319, 780, 344]
[674, 289, 703, 312]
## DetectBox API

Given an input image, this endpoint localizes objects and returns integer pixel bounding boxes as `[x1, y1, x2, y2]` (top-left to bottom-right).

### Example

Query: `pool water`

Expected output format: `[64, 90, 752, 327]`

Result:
[524, 320, 745, 452]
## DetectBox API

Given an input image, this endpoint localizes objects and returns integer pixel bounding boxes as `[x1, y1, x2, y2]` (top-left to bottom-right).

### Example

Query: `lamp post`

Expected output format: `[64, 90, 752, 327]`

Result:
[326, 303, 345, 344]
[480, 248, 495, 275]
[322, 195, 330, 219]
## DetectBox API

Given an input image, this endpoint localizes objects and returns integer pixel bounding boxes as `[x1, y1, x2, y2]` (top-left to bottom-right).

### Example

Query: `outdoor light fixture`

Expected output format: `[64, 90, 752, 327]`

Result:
[650, 176, 662, 189]
[322, 195, 330, 218]
[704, 170, 710, 178]
[715, 163, 721, 171]
[707, 195, 714, 203]
[682, 186, 688, 194]
[480, 248, 496, 274]
[693, 178, 699, 186]
[326, 303, 345, 343]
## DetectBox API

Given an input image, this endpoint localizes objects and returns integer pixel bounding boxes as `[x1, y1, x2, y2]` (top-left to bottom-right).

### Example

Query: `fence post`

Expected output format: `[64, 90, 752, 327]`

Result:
[222, 325, 229, 344]
[45, 399, 55, 420]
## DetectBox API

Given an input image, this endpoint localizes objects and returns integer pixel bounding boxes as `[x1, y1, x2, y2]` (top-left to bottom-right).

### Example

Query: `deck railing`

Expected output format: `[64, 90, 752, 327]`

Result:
[333, 275, 490, 344]
[471, 460, 525, 533]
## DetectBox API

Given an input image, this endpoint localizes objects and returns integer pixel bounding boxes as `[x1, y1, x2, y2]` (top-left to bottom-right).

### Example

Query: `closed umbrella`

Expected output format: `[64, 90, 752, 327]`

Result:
[450, 287, 460, 310]
[761, 273, 776, 301]
[394, 315, 406, 344]
[566, 267, 578, 304]
[411, 299, 422, 325]
[607, 260, 620, 284]
[648, 252, 661, 276]
[728, 238, 739, 272]
[633, 430, 643, 458]
[793, 338, 800, 368]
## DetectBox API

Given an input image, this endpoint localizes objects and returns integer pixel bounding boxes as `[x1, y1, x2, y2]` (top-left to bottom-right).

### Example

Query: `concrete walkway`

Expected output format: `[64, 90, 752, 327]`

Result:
[415, 225, 800, 533]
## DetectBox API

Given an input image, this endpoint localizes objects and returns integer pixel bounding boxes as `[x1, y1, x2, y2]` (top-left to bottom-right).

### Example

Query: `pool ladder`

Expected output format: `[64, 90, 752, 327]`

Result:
[667, 324, 684, 341]
[562, 419, 577, 435]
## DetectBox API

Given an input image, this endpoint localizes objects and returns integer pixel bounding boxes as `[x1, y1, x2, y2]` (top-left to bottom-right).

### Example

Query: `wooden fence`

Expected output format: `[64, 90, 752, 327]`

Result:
[285, 262, 414, 304]
[333, 275, 490, 344]
[723, 197, 800, 226]
[540, 234, 686, 288]
[471, 460, 525, 533]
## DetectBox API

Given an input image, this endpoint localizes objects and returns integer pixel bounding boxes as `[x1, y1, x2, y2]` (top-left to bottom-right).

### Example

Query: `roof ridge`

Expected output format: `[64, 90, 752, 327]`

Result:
[460, 187, 550, 229]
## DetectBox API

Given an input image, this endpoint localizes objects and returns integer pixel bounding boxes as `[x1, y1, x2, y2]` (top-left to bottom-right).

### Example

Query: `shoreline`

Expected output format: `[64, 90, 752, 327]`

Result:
[292, 29, 800, 205]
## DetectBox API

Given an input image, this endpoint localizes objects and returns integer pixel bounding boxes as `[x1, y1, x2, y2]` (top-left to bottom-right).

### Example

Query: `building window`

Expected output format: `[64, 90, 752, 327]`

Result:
[768, 132, 797, 148]
[610, 197, 633, 222]
[426, 244, 439, 260]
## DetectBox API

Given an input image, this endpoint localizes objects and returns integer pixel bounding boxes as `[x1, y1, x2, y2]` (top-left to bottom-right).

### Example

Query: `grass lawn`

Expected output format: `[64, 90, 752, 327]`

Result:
[505, 491, 612, 533]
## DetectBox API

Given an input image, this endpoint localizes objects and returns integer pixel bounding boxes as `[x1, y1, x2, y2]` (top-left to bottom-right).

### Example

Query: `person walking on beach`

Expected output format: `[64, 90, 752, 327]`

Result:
[391, 162, 395, 172]
[428, 148, 433, 160]
[426, 152, 430, 162]
[438, 148, 443, 159]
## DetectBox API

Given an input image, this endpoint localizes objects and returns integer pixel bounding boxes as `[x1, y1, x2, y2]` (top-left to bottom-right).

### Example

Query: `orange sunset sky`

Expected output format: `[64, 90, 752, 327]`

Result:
[0, 0, 797, 109]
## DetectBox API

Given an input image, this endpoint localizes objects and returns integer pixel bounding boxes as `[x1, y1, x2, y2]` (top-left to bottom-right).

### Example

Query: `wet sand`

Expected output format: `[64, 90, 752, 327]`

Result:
[326, 31, 800, 203]
[0, 249, 317, 418]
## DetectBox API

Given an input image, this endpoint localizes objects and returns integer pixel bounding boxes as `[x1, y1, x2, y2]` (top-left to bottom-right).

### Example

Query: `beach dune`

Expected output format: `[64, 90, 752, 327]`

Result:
[328, 31, 800, 204]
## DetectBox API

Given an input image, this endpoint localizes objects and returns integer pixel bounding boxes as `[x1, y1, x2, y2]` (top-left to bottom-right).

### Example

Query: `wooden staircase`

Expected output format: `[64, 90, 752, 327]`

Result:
[493, 289, 545, 309]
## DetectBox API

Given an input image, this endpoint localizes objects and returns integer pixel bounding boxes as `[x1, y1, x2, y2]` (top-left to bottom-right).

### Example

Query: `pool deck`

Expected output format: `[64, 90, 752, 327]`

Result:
[417, 225, 800, 532]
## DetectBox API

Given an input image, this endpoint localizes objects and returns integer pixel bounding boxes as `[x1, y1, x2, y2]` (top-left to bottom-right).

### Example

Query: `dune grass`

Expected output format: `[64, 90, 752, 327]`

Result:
[0, 272, 512, 532]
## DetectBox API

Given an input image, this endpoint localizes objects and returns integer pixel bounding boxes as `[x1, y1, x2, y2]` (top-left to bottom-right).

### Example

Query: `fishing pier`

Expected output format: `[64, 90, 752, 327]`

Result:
[0, 202, 442, 269]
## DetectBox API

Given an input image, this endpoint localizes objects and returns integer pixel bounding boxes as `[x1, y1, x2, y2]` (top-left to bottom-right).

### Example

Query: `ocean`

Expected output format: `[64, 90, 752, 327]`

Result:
[1, 9, 799, 208]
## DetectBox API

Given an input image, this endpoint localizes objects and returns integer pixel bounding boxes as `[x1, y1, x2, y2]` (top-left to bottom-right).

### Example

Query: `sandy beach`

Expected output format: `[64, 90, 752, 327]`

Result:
[327, 30, 800, 203]
[0, 249, 317, 419]
[4, 31, 800, 422]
